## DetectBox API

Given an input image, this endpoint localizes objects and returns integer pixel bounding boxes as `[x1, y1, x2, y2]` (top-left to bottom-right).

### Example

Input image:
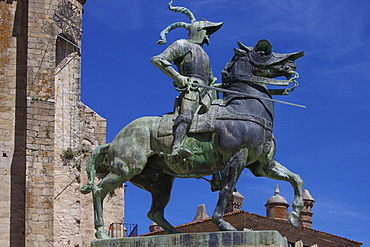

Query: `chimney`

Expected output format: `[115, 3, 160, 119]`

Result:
[148, 222, 163, 232]
[300, 189, 315, 228]
[225, 191, 244, 213]
[265, 184, 289, 220]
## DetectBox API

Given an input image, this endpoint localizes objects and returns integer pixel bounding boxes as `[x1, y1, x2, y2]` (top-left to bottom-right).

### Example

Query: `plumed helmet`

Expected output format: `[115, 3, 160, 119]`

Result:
[157, 1, 222, 45]
[187, 20, 223, 45]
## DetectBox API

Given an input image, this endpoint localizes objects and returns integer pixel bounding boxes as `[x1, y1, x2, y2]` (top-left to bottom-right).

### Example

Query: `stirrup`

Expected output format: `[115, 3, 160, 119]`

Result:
[170, 147, 193, 159]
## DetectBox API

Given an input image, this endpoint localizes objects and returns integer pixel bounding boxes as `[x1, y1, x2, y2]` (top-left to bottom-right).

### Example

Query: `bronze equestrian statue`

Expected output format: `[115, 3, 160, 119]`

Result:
[81, 1, 305, 240]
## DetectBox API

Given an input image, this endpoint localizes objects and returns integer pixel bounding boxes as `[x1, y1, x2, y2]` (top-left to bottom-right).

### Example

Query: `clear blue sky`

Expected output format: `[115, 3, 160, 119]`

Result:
[81, 0, 370, 244]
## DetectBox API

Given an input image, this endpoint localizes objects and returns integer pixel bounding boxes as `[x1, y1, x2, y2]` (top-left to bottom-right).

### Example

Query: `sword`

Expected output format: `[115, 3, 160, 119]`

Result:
[189, 82, 306, 108]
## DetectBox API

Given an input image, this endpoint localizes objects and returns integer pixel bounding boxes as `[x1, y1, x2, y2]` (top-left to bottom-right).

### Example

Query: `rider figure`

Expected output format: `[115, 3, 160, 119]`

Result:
[151, 1, 222, 161]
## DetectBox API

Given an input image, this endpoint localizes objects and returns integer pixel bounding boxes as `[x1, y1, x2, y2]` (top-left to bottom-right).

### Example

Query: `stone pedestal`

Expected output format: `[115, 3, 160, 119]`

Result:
[91, 230, 288, 247]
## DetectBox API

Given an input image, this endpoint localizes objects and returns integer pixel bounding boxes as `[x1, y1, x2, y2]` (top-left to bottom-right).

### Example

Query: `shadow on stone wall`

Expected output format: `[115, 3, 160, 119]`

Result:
[10, 1, 28, 246]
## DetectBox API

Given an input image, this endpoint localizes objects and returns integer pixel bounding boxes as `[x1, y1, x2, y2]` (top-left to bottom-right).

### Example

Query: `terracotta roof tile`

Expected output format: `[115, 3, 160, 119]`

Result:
[141, 210, 362, 245]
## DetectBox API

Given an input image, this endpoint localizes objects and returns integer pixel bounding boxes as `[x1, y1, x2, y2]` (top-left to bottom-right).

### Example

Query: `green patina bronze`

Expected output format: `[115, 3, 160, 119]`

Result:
[81, 1, 305, 239]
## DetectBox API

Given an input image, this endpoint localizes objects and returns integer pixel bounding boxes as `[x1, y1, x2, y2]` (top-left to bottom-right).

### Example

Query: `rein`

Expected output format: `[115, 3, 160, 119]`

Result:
[189, 82, 306, 108]
[223, 70, 300, 94]
[178, 71, 305, 108]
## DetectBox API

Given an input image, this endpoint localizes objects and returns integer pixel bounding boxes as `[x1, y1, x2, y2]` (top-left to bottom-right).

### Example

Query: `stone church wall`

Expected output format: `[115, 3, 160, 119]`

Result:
[0, 0, 124, 246]
[0, 2, 18, 246]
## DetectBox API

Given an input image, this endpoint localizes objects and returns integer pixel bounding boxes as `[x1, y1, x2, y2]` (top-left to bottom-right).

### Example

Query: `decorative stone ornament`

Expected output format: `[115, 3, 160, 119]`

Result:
[53, 0, 83, 42]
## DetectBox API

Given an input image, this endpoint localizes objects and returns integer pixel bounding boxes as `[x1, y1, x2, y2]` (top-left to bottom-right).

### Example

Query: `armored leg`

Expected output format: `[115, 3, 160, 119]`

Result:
[170, 119, 193, 161]
[170, 96, 199, 160]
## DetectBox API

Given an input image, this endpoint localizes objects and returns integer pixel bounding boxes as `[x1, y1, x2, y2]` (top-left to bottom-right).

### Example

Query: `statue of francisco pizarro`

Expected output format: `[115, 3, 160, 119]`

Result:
[81, 1, 305, 237]
[151, 0, 223, 162]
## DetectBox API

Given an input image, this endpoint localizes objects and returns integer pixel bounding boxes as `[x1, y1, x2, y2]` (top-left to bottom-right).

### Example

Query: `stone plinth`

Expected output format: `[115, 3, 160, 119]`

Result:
[91, 231, 288, 247]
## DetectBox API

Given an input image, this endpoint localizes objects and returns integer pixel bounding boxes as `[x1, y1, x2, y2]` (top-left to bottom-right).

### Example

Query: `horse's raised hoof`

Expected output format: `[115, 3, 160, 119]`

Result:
[218, 221, 237, 231]
[288, 211, 300, 228]
[95, 227, 109, 239]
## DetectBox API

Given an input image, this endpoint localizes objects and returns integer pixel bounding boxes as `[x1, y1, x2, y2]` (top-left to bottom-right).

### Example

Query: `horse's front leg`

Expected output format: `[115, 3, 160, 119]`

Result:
[270, 160, 304, 227]
[212, 148, 248, 231]
[250, 159, 304, 227]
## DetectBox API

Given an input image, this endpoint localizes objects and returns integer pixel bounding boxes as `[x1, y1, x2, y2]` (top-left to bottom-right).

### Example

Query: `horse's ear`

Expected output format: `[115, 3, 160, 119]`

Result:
[234, 48, 247, 56]
[237, 41, 253, 52]
[253, 39, 272, 55]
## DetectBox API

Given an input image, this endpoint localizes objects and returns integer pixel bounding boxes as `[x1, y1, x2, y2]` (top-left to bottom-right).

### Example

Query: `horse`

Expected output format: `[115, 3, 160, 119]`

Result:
[81, 39, 305, 239]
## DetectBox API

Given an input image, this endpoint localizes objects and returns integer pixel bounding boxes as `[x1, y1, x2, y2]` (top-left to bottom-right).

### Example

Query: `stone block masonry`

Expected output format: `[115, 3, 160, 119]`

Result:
[26, 99, 55, 246]
[0, 2, 18, 246]
[0, 0, 124, 246]
[91, 231, 289, 247]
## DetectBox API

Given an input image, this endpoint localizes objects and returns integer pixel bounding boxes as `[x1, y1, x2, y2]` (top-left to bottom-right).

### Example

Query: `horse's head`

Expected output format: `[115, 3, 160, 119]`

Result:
[222, 39, 304, 87]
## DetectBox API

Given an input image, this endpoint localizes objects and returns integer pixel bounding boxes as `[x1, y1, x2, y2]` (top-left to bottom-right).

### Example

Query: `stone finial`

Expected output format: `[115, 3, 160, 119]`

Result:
[225, 191, 244, 213]
[274, 183, 280, 195]
[294, 240, 304, 247]
[193, 204, 209, 221]
[302, 189, 314, 202]
[300, 189, 315, 228]
[149, 222, 163, 232]
[265, 184, 289, 220]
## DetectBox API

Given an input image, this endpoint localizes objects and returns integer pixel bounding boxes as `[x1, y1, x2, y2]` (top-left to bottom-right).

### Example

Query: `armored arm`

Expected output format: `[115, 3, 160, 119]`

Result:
[150, 53, 177, 80]
[150, 40, 190, 88]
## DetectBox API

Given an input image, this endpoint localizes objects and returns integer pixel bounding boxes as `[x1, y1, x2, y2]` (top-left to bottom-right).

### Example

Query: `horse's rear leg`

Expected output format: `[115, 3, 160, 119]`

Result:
[81, 143, 110, 194]
[249, 159, 304, 227]
[212, 148, 248, 231]
[93, 172, 125, 239]
[147, 175, 178, 234]
[131, 172, 178, 234]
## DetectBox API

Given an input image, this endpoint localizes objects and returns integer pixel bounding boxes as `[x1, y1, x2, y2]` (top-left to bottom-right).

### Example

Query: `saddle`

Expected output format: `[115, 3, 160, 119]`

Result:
[157, 99, 273, 138]
[157, 99, 222, 137]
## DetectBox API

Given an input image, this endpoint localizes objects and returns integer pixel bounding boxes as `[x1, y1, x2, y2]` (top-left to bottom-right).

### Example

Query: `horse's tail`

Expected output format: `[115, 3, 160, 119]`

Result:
[80, 143, 110, 194]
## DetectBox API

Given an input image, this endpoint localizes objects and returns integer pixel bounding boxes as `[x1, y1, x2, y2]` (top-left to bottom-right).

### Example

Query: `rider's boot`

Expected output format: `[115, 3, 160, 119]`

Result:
[170, 122, 193, 161]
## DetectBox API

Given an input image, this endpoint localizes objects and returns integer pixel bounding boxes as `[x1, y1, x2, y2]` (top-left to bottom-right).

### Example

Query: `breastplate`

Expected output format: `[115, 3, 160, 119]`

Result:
[177, 44, 211, 84]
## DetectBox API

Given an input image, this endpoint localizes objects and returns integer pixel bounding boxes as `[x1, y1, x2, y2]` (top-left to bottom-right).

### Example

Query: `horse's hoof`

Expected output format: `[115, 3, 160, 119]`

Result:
[288, 212, 300, 228]
[218, 221, 237, 231]
[95, 229, 109, 239]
